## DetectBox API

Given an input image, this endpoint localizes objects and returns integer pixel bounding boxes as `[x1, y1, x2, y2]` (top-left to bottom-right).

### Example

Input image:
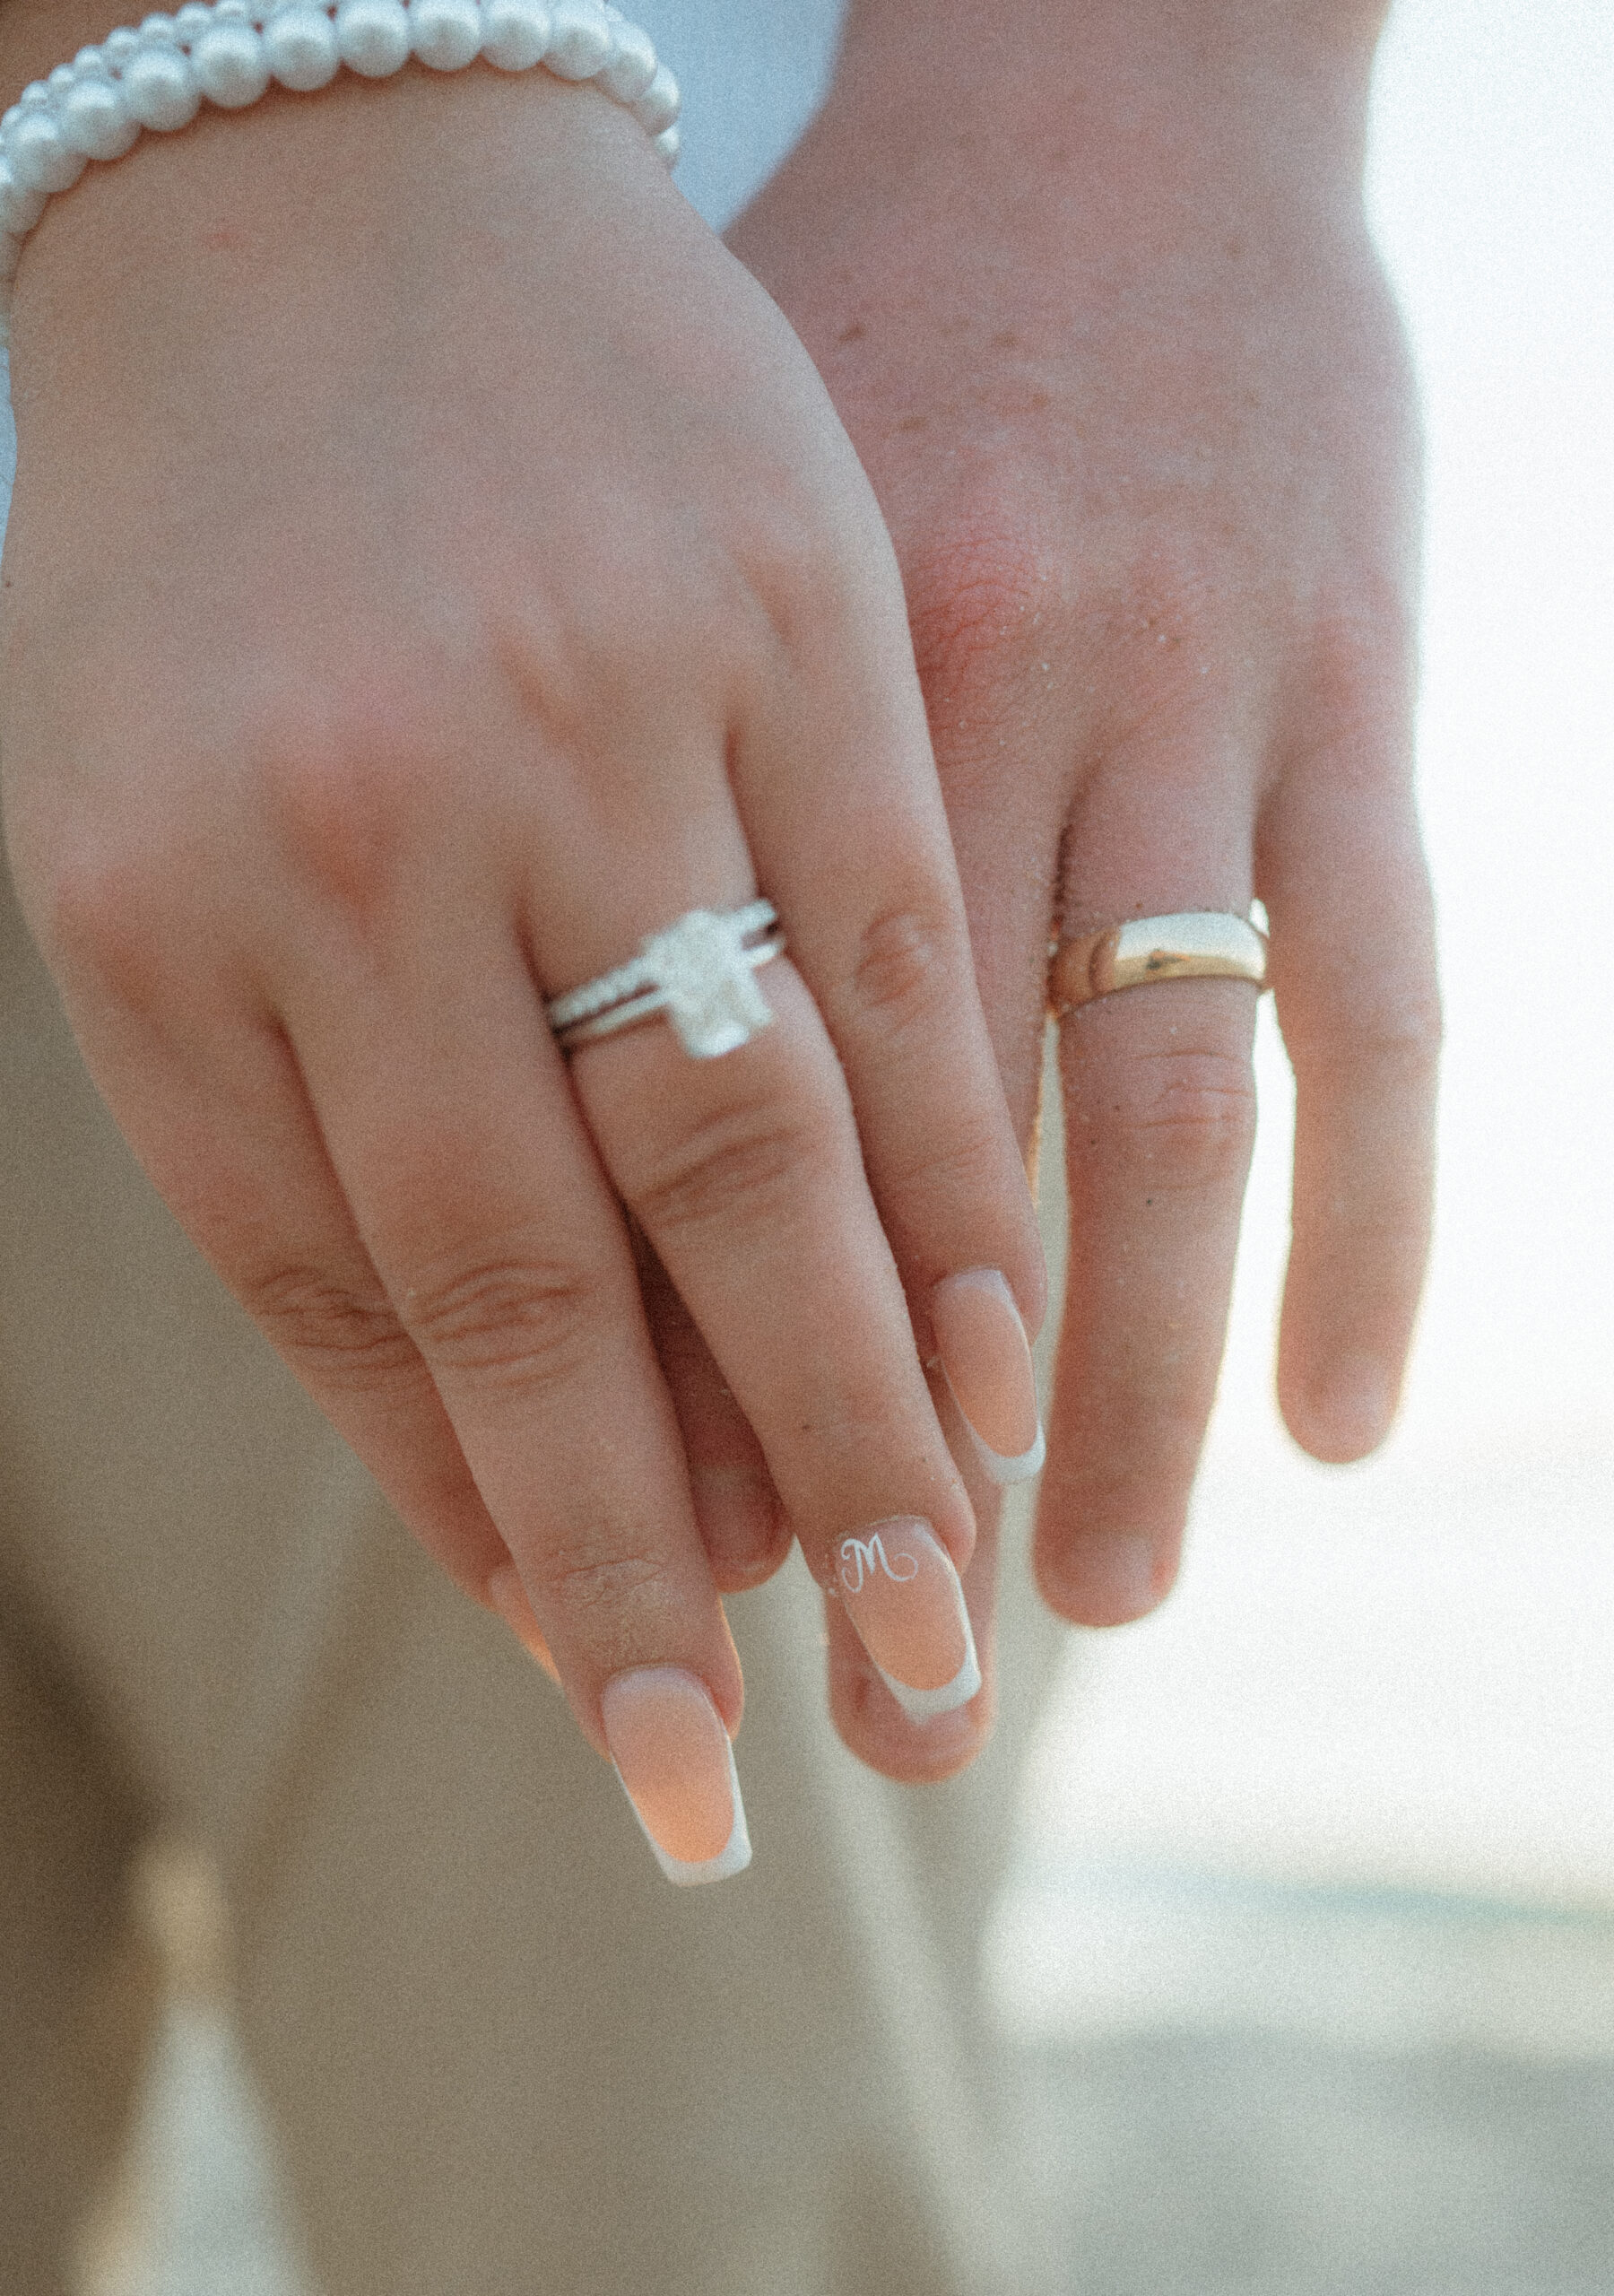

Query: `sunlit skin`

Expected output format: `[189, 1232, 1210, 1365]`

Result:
[0, 0, 1436, 1797]
[0, 49, 1041, 1786]
[730, 0, 1438, 1775]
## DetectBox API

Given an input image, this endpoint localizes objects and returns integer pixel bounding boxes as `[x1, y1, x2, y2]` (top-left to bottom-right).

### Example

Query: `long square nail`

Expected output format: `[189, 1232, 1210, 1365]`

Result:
[931, 1267, 1045, 1483]
[834, 1517, 981, 1722]
[601, 1666, 751, 1885]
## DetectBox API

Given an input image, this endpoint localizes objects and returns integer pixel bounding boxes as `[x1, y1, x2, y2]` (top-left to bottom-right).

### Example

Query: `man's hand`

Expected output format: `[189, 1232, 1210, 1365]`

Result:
[730, 0, 1440, 1761]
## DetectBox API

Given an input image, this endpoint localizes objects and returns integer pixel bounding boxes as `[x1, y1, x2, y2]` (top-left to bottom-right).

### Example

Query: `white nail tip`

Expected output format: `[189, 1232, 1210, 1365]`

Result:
[875, 1586, 983, 1724]
[613, 1735, 753, 1888]
[972, 1420, 1046, 1486]
[878, 1645, 982, 1723]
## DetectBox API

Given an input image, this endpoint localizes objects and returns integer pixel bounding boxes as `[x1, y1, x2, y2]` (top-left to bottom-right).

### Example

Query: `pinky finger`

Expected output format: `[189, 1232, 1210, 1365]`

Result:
[65, 998, 512, 1599]
[1261, 759, 1442, 1462]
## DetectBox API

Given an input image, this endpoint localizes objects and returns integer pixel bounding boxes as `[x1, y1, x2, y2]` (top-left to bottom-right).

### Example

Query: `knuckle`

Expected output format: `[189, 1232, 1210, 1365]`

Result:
[40, 838, 197, 1022]
[890, 1120, 1014, 1212]
[44, 839, 157, 971]
[42, 847, 140, 974]
[731, 475, 858, 660]
[624, 1089, 834, 1241]
[845, 904, 960, 1039]
[495, 579, 707, 753]
[1106, 536, 1222, 663]
[522, 1538, 672, 1622]
[1347, 996, 1445, 1076]
[254, 701, 432, 926]
[881, 1117, 1014, 1225]
[1088, 1047, 1258, 1197]
[1304, 597, 1417, 744]
[399, 1251, 606, 1391]
[244, 1261, 419, 1391]
[1084, 539, 1237, 752]
[904, 497, 1066, 713]
[1292, 993, 1445, 1090]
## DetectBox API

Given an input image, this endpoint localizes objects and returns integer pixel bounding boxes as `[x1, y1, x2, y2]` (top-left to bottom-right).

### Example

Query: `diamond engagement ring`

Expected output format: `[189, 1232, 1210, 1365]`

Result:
[1048, 911, 1269, 1015]
[546, 899, 786, 1060]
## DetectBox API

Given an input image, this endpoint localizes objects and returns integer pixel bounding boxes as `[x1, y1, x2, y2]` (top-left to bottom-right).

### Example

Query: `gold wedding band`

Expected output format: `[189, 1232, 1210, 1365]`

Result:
[1048, 911, 1269, 1016]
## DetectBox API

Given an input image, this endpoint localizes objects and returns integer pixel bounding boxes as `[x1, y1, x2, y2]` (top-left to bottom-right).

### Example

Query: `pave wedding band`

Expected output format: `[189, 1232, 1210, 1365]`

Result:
[1048, 911, 1269, 1016]
[546, 898, 786, 1060]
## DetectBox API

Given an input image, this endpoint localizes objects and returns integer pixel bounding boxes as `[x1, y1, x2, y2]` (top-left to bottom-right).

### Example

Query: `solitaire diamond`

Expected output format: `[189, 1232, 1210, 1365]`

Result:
[640, 908, 776, 1058]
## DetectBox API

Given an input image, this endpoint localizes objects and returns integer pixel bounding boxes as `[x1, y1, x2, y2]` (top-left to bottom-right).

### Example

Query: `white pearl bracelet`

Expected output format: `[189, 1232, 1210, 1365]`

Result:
[0, 0, 681, 328]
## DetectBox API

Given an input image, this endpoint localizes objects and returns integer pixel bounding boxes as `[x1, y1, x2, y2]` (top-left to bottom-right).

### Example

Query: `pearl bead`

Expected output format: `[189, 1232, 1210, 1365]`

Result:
[118, 41, 203, 131]
[479, 0, 549, 69]
[262, 5, 340, 89]
[335, 0, 412, 77]
[4, 111, 90, 195]
[58, 74, 142, 158]
[630, 59, 676, 134]
[0, 0, 681, 253]
[598, 18, 652, 102]
[543, 0, 610, 80]
[409, 0, 482, 72]
[0, 161, 48, 236]
[194, 19, 271, 103]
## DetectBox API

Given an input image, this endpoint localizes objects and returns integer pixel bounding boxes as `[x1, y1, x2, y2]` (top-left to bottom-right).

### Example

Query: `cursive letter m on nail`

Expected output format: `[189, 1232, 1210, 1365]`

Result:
[837, 1532, 920, 1596]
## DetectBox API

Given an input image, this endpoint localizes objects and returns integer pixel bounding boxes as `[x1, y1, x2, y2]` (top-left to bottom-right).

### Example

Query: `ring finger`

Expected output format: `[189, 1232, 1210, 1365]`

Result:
[558, 874, 985, 1730]
[1037, 770, 1261, 1625]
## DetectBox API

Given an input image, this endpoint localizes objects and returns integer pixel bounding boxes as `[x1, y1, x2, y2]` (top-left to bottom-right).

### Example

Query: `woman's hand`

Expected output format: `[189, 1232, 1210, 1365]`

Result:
[0, 53, 1045, 1848]
[730, 0, 1441, 1767]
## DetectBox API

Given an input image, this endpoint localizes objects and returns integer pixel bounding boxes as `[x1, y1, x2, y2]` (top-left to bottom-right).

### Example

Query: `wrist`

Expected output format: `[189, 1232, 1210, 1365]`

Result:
[0, 10, 677, 389]
[823, 0, 1383, 217]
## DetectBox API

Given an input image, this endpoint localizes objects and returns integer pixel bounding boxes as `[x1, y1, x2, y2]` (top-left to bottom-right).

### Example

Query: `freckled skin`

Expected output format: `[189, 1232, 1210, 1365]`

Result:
[732, 0, 1437, 1681]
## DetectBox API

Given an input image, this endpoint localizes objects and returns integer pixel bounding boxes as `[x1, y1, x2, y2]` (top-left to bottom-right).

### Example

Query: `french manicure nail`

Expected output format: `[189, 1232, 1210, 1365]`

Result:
[600, 1666, 751, 1886]
[834, 1518, 981, 1723]
[931, 1268, 1046, 1484]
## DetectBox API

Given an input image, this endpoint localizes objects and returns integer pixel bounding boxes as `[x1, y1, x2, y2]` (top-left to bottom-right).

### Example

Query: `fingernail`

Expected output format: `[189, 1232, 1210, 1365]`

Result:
[931, 1268, 1045, 1484]
[690, 1465, 782, 1579]
[1306, 1355, 1396, 1460]
[487, 1562, 560, 1686]
[833, 1518, 981, 1723]
[600, 1666, 752, 1887]
[1046, 1533, 1168, 1627]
